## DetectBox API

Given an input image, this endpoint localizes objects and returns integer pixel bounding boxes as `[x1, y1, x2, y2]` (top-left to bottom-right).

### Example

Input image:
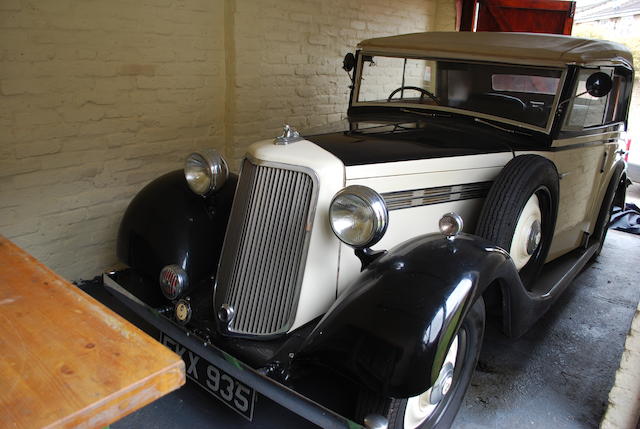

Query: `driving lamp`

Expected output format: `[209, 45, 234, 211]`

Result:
[184, 149, 229, 196]
[329, 185, 388, 248]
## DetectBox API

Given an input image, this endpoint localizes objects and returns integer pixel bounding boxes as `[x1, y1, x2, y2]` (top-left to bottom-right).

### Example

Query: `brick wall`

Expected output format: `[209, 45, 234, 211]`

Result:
[0, 0, 454, 281]
[226, 0, 447, 166]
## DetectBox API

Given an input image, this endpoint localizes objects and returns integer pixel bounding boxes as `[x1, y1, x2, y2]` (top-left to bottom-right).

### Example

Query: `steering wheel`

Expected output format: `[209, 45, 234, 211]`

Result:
[387, 86, 440, 105]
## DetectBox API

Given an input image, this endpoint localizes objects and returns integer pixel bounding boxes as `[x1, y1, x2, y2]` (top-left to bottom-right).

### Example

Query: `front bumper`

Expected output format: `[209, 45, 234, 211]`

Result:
[102, 272, 360, 429]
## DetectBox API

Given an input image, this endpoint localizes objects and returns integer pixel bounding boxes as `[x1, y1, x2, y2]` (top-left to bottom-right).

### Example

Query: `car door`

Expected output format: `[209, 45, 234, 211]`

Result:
[547, 66, 621, 261]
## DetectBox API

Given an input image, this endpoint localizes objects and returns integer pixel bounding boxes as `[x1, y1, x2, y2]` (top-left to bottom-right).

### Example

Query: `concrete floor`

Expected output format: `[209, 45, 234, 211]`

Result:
[87, 229, 640, 429]
[455, 229, 640, 428]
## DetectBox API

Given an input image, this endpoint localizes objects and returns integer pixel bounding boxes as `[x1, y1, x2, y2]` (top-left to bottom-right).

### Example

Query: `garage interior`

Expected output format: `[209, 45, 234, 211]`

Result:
[1, 0, 639, 428]
[83, 224, 640, 428]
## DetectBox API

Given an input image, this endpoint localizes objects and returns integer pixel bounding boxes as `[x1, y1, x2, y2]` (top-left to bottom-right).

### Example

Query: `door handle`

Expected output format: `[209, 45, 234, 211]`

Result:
[600, 151, 608, 173]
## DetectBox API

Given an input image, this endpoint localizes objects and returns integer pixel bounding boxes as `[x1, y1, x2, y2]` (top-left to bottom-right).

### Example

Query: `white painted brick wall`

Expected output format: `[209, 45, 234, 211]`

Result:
[0, 0, 454, 280]
[0, 0, 227, 279]
[227, 0, 448, 166]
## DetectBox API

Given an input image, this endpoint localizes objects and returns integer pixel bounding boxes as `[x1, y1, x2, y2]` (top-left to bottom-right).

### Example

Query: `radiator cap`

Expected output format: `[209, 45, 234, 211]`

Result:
[274, 124, 303, 145]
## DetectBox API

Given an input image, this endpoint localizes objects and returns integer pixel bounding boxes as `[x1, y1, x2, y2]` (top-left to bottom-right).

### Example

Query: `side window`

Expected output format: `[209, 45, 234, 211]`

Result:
[563, 67, 613, 130]
[605, 67, 633, 124]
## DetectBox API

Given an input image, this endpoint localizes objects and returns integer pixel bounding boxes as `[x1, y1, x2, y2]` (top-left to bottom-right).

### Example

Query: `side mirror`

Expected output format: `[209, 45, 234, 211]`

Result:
[343, 53, 356, 72]
[586, 72, 612, 97]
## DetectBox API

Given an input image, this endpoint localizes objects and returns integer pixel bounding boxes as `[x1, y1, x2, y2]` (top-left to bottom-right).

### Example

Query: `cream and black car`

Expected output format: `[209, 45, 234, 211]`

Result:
[105, 32, 633, 429]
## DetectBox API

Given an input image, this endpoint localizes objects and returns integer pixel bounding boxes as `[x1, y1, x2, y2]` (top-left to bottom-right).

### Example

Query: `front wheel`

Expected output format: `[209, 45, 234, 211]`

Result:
[358, 299, 485, 429]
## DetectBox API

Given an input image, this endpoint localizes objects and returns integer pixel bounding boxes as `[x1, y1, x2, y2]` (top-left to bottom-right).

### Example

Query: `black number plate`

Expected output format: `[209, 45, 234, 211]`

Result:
[160, 333, 255, 421]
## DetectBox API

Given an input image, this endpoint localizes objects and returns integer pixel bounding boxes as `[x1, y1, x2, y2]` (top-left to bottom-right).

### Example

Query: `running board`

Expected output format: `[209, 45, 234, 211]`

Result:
[531, 243, 598, 298]
[505, 242, 599, 338]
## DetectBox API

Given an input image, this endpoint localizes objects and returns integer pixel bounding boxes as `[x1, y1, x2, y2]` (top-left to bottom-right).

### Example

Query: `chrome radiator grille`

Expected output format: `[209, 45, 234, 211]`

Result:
[215, 160, 315, 337]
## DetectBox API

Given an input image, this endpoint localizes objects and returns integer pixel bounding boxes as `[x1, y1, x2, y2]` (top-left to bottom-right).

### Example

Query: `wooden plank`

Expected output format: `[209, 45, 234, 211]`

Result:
[0, 236, 185, 429]
[483, 0, 575, 12]
[476, 0, 576, 35]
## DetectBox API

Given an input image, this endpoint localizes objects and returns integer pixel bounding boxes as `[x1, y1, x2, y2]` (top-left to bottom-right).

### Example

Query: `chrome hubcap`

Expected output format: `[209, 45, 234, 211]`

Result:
[526, 219, 541, 256]
[404, 335, 459, 429]
[441, 374, 453, 396]
[428, 363, 454, 405]
[510, 194, 542, 271]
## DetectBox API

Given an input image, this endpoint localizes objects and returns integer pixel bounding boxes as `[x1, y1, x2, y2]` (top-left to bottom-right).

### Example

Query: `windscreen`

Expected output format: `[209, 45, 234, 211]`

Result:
[356, 56, 563, 129]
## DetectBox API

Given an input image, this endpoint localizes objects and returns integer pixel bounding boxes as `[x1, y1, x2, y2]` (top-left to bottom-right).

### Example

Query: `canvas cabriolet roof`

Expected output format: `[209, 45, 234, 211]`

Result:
[357, 32, 633, 68]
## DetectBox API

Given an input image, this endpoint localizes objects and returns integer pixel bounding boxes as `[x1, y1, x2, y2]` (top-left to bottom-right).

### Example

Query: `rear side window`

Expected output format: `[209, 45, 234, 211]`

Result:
[492, 74, 560, 95]
[605, 68, 633, 124]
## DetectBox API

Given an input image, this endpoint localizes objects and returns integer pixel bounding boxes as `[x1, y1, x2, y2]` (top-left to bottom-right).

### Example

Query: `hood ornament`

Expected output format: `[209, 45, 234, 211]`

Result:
[274, 124, 303, 145]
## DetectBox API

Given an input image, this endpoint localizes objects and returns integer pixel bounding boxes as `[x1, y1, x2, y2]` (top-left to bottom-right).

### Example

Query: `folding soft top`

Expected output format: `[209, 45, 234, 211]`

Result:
[357, 32, 633, 68]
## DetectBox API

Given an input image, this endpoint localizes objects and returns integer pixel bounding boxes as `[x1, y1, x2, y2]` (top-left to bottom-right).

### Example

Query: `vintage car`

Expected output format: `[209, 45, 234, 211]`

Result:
[104, 32, 633, 428]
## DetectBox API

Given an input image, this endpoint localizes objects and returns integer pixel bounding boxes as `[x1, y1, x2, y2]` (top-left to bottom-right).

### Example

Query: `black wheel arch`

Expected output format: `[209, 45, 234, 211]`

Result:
[591, 159, 626, 252]
[117, 170, 237, 298]
[612, 162, 628, 210]
[296, 233, 521, 399]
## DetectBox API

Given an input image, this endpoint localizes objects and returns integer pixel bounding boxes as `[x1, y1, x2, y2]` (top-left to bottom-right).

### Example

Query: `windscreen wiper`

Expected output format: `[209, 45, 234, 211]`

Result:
[400, 108, 451, 118]
[473, 118, 532, 136]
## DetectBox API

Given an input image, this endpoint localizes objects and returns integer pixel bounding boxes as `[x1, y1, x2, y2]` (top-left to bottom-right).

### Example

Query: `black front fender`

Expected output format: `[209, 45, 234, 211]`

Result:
[117, 170, 237, 299]
[297, 233, 519, 398]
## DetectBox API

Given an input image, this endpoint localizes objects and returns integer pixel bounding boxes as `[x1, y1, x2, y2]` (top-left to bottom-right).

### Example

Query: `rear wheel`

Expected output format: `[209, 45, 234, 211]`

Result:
[358, 299, 485, 429]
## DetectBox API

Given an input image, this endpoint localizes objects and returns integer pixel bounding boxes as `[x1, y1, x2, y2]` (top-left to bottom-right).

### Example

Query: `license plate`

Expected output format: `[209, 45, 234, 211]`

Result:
[160, 333, 255, 421]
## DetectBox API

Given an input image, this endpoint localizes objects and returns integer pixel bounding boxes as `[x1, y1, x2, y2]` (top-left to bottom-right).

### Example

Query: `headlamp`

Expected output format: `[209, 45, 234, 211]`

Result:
[184, 149, 229, 196]
[329, 185, 388, 248]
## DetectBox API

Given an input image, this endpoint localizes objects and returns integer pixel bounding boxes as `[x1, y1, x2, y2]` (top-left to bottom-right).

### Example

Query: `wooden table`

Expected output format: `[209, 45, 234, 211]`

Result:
[0, 237, 185, 428]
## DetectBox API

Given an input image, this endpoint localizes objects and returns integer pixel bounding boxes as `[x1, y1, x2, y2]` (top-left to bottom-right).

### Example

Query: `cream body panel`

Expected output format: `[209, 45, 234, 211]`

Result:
[552, 131, 620, 148]
[346, 152, 513, 180]
[581, 128, 624, 234]
[337, 153, 511, 295]
[550, 147, 603, 258]
[347, 164, 505, 193]
[247, 139, 345, 331]
[584, 142, 620, 233]
[337, 198, 486, 296]
[517, 133, 616, 261]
